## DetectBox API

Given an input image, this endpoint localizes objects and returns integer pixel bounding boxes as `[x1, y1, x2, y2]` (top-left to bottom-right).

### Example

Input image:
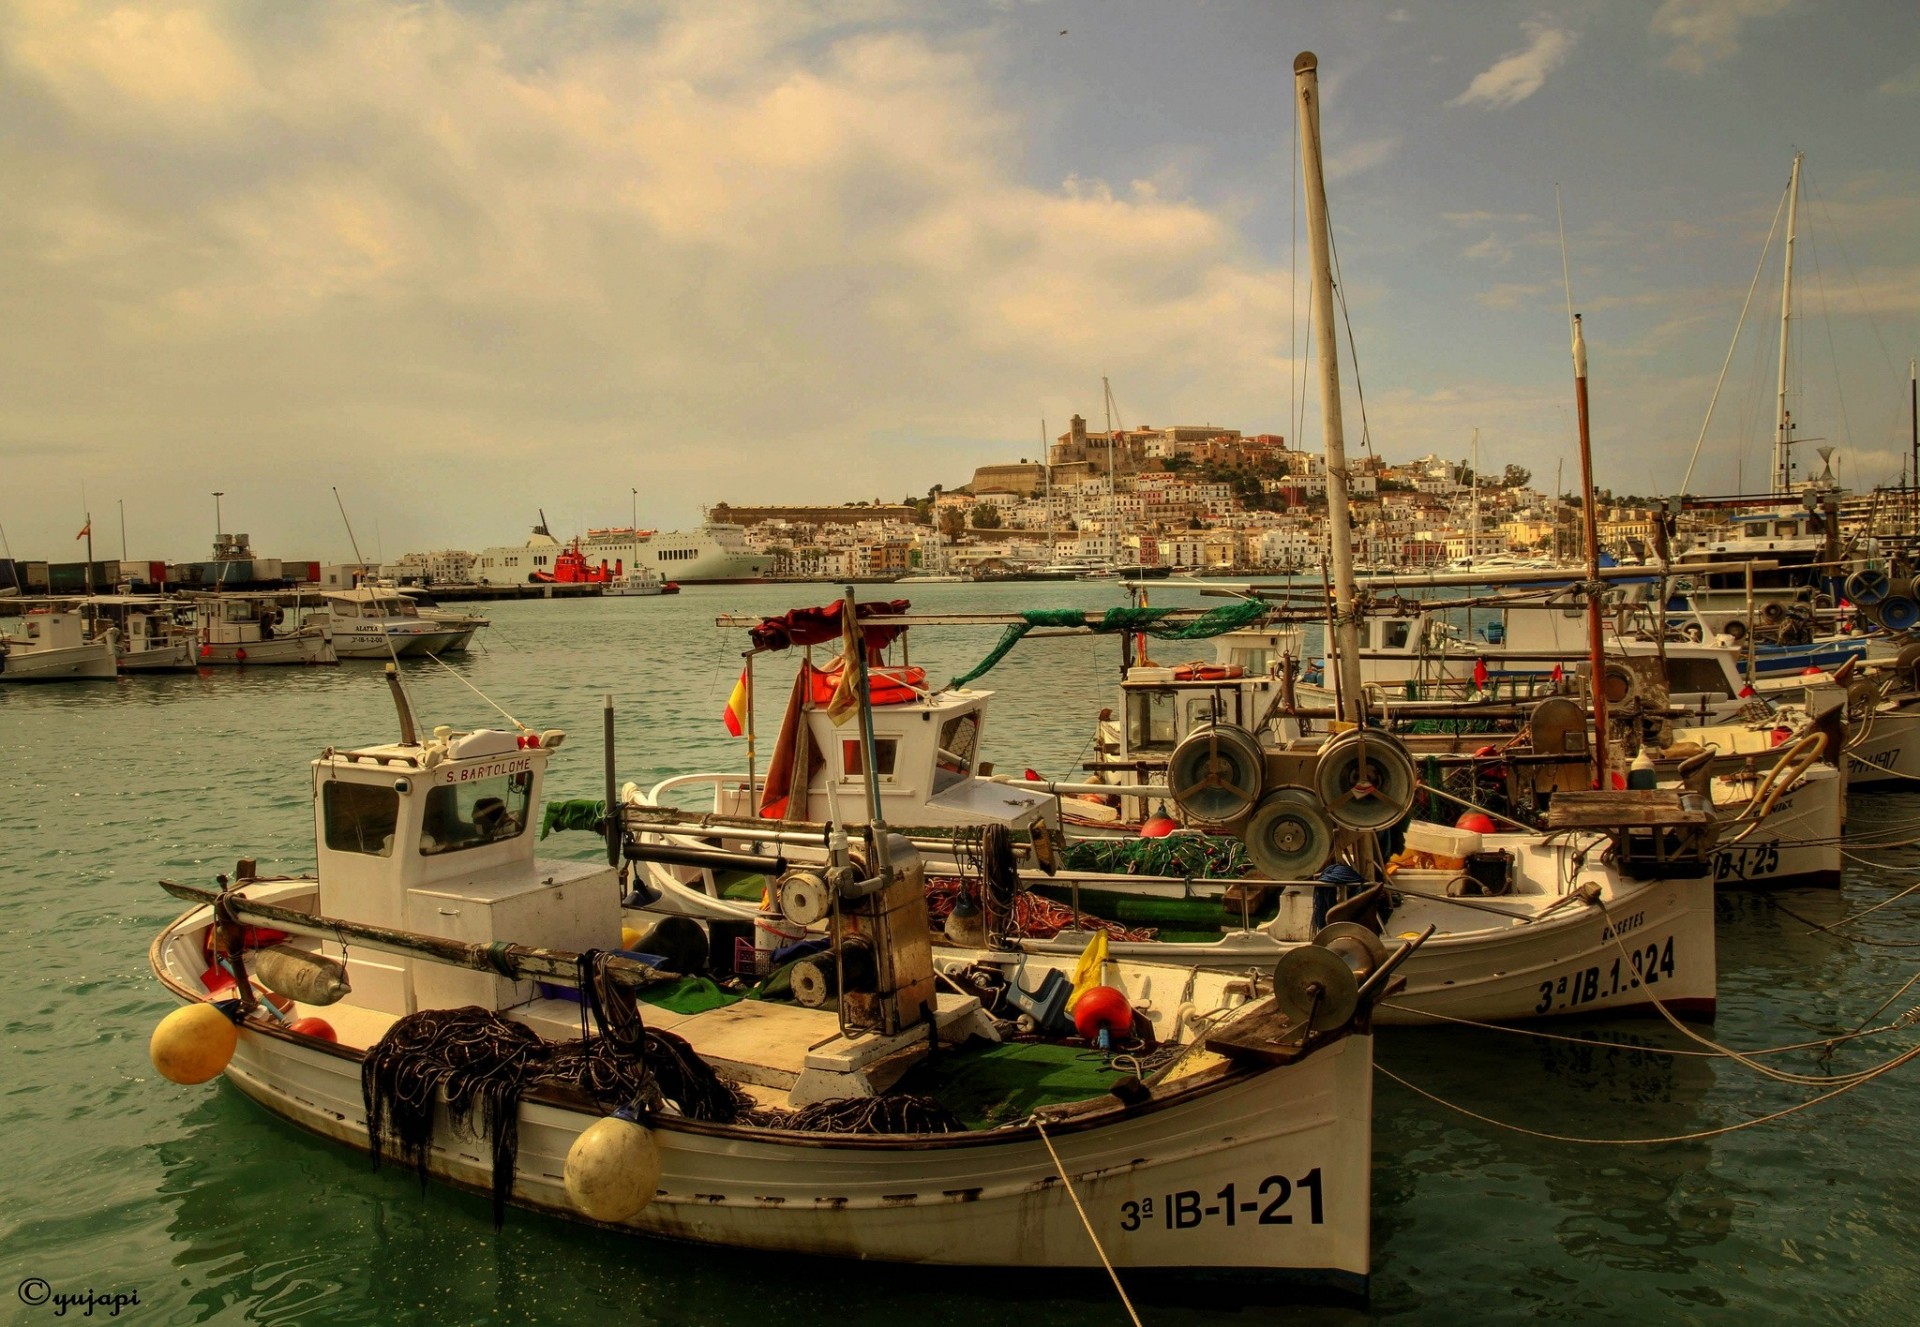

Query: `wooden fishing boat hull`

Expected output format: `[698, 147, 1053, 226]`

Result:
[1709, 764, 1842, 889]
[0, 638, 118, 680]
[151, 927, 1376, 1287]
[631, 843, 1717, 1026]
[1844, 707, 1920, 790]
[197, 633, 338, 665]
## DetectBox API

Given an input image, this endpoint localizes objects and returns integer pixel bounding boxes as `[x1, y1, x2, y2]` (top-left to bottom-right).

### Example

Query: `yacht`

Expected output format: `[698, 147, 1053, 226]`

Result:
[305, 588, 457, 658]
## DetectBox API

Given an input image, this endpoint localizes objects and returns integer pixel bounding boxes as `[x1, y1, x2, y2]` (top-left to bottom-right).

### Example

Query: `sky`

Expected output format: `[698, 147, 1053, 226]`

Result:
[1, 0, 1917, 561]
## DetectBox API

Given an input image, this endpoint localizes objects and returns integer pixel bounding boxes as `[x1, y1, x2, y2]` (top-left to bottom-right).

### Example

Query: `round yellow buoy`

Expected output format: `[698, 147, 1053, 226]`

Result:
[150, 1004, 239, 1084]
[619, 926, 642, 952]
[563, 1115, 661, 1222]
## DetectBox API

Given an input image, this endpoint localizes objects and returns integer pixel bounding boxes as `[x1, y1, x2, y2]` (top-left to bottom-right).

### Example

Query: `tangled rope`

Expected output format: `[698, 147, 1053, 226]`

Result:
[753, 1095, 966, 1134]
[924, 878, 1158, 942]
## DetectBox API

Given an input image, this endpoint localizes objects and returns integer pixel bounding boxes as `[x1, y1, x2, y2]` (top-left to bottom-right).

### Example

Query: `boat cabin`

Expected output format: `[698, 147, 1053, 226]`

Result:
[313, 724, 618, 1017]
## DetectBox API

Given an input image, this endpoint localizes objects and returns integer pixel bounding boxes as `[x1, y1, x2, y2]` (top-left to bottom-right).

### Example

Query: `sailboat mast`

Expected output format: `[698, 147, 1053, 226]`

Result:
[1293, 51, 1364, 725]
[1572, 315, 1609, 787]
[1773, 152, 1802, 494]
[1042, 417, 1052, 560]
[1469, 427, 1480, 563]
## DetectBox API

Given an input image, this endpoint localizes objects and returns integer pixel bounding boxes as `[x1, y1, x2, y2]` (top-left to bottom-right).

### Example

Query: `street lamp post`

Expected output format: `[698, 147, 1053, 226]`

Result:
[212, 492, 224, 553]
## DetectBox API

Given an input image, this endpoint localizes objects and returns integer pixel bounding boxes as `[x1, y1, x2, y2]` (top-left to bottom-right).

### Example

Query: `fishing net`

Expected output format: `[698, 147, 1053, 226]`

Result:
[539, 798, 606, 838]
[946, 599, 1270, 687]
[361, 951, 748, 1227]
[751, 1095, 966, 1135]
[1059, 833, 1251, 879]
[924, 877, 1158, 942]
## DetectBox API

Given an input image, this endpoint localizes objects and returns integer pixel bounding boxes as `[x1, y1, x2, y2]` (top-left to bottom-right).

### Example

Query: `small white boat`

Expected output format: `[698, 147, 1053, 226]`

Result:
[194, 595, 337, 665]
[87, 595, 197, 672]
[306, 587, 457, 658]
[603, 567, 667, 597]
[147, 686, 1391, 1287]
[0, 608, 117, 681]
[395, 588, 490, 650]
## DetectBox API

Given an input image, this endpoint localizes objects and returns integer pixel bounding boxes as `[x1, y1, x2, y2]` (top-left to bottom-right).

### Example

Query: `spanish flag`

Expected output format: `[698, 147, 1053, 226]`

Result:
[722, 666, 749, 736]
[75, 519, 91, 540]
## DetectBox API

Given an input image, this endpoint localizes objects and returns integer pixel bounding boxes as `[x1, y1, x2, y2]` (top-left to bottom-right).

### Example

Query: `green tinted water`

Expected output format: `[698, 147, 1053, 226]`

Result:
[3, 583, 1917, 1324]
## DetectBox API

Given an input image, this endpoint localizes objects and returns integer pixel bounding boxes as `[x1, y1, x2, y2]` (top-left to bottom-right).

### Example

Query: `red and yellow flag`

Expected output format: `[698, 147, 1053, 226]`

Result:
[722, 667, 749, 736]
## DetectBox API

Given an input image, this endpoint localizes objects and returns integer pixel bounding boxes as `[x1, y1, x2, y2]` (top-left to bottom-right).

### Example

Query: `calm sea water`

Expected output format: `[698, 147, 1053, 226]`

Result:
[3, 582, 1918, 1325]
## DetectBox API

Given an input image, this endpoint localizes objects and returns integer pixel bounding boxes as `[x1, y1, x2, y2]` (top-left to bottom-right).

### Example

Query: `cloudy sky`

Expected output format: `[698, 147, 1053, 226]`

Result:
[2, 0, 1916, 560]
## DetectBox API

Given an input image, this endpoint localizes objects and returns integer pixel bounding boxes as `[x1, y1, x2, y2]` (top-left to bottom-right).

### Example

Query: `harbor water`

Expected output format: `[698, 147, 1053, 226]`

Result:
[3, 582, 1917, 1325]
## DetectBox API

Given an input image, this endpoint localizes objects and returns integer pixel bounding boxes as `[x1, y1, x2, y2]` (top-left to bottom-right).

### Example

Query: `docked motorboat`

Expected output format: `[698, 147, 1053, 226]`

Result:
[603, 567, 670, 597]
[394, 588, 490, 651]
[0, 607, 117, 681]
[306, 587, 457, 658]
[147, 671, 1398, 1287]
[87, 595, 197, 672]
[194, 594, 337, 665]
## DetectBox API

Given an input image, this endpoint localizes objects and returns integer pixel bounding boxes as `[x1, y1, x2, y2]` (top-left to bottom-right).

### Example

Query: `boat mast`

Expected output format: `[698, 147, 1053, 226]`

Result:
[1041, 417, 1053, 562]
[1772, 152, 1802, 495]
[1293, 51, 1364, 726]
[1571, 314, 1609, 787]
[1909, 358, 1917, 531]
[1469, 426, 1480, 565]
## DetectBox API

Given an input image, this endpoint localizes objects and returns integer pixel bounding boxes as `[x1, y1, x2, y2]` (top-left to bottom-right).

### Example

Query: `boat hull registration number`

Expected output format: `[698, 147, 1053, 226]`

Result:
[1120, 1169, 1325, 1232]
[1535, 937, 1677, 1015]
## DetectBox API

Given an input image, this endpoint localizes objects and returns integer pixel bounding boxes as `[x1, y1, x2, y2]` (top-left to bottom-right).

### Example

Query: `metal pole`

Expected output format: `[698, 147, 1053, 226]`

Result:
[1571, 314, 1609, 787]
[844, 588, 892, 881]
[1294, 52, 1365, 727]
[603, 694, 619, 867]
[744, 651, 757, 815]
[1773, 153, 1801, 495]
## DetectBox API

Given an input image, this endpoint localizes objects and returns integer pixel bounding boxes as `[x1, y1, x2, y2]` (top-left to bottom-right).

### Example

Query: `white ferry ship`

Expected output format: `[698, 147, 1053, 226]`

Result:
[473, 515, 768, 585]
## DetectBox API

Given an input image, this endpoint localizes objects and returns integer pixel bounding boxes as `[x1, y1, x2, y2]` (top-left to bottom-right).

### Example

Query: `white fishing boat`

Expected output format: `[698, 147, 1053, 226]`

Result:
[194, 594, 337, 665]
[87, 595, 197, 672]
[306, 587, 458, 658]
[0, 607, 117, 681]
[395, 587, 490, 650]
[147, 671, 1397, 1288]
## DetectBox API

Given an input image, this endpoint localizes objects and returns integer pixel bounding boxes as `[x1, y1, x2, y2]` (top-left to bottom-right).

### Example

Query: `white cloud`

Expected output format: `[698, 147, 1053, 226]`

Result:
[0, 1, 1310, 553]
[1449, 19, 1575, 110]
[1650, 0, 1791, 76]
[1325, 134, 1401, 180]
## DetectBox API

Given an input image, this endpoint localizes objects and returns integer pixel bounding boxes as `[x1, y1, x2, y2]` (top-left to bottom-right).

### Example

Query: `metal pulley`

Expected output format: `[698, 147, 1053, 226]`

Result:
[1167, 723, 1266, 825]
[1242, 787, 1334, 880]
[1312, 729, 1417, 832]
[1312, 921, 1389, 985]
[776, 869, 832, 927]
[1270, 943, 1359, 1032]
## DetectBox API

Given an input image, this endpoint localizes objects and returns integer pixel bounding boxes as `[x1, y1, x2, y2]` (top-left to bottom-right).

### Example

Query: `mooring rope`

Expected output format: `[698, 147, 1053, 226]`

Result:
[1376, 1001, 1910, 1058]
[1033, 1118, 1144, 1327]
[1378, 1043, 1920, 1147]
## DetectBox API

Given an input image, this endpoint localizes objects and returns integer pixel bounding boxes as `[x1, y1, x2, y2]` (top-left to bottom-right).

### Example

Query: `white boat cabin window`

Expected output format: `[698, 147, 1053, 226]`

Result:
[933, 713, 979, 791]
[1185, 692, 1239, 730]
[1227, 646, 1271, 674]
[841, 739, 899, 780]
[323, 781, 400, 857]
[1379, 620, 1413, 650]
[223, 602, 258, 623]
[1126, 691, 1178, 750]
[419, 772, 532, 854]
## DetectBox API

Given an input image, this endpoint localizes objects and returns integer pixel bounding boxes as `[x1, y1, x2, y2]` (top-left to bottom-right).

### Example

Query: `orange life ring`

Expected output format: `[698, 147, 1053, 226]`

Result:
[1170, 662, 1245, 681]
[807, 663, 927, 707]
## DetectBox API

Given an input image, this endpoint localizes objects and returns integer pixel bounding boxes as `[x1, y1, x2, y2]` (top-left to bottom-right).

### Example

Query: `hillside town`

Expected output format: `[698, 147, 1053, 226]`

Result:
[695, 414, 1661, 580]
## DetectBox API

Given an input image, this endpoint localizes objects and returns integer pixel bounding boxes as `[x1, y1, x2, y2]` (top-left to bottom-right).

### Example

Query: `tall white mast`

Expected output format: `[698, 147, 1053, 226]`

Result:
[1469, 427, 1480, 564]
[1773, 152, 1802, 494]
[1294, 52, 1364, 725]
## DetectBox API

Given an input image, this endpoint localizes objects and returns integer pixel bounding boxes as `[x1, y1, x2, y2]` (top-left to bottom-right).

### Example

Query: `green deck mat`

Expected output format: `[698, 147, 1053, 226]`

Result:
[716, 870, 769, 903]
[1033, 885, 1240, 929]
[894, 1039, 1129, 1128]
[638, 976, 743, 1016]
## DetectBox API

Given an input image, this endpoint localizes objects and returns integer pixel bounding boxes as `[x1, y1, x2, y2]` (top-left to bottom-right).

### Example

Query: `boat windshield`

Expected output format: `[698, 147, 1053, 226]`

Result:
[1126, 691, 1177, 751]
[419, 772, 532, 855]
[323, 781, 400, 857]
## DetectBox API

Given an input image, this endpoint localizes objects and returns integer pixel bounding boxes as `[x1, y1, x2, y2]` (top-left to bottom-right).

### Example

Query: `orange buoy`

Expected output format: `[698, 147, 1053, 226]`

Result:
[1072, 985, 1134, 1047]
[1454, 812, 1497, 835]
[150, 1004, 239, 1084]
[288, 1016, 338, 1043]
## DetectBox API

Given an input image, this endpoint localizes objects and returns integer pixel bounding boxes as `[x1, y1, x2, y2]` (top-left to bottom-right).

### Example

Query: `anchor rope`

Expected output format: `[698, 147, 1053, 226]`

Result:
[1033, 1118, 1145, 1327]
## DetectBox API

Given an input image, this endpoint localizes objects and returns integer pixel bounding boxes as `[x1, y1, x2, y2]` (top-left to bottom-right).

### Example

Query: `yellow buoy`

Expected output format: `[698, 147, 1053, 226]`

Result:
[563, 1115, 661, 1223]
[619, 926, 642, 951]
[150, 1004, 239, 1084]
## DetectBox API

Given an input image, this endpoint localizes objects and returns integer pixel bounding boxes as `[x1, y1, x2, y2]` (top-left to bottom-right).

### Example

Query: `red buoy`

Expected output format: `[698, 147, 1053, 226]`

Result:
[1140, 814, 1178, 838]
[288, 1017, 338, 1044]
[1454, 812, 1497, 835]
[1073, 985, 1133, 1044]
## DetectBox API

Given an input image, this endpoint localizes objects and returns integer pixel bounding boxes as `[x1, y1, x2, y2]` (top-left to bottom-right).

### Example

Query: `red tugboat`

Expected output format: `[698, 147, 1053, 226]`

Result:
[531, 539, 622, 584]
